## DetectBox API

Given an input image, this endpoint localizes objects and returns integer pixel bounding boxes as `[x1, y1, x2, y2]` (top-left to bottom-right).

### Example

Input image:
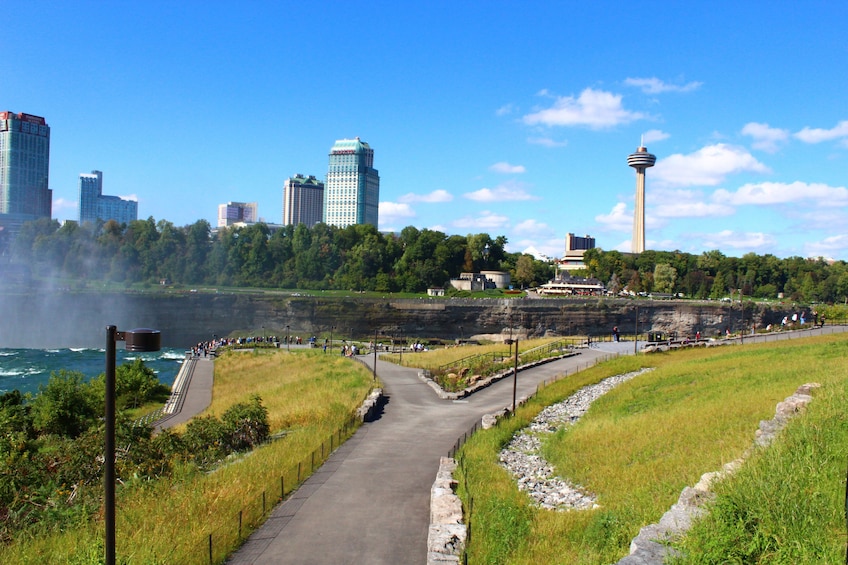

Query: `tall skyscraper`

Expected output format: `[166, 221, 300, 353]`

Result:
[218, 201, 258, 227]
[78, 170, 138, 226]
[324, 137, 379, 228]
[283, 174, 324, 227]
[627, 143, 656, 254]
[0, 111, 52, 233]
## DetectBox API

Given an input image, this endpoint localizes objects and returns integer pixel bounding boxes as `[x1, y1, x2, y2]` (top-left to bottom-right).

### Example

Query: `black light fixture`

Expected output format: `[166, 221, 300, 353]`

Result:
[105, 326, 161, 565]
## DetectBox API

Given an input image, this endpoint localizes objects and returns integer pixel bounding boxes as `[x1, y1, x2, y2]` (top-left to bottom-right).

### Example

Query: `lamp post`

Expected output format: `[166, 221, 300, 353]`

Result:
[634, 306, 639, 355]
[508, 338, 519, 413]
[105, 326, 160, 565]
[286, 325, 290, 351]
[372, 329, 378, 381]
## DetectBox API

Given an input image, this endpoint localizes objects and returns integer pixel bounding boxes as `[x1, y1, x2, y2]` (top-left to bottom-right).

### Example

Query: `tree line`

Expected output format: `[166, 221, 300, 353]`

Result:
[582, 248, 848, 303]
[6, 217, 848, 303]
[6, 218, 554, 291]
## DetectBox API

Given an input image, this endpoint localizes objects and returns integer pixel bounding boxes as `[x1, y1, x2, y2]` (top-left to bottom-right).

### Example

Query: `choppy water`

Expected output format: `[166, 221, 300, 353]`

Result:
[0, 347, 188, 396]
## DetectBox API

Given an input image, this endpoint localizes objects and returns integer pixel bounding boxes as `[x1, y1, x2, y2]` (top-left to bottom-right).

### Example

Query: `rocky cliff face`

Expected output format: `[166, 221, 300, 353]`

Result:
[0, 291, 790, 349]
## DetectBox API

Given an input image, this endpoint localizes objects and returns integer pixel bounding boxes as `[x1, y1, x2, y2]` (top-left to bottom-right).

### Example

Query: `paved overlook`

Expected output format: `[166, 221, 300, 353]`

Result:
[212, 326, 843, 564]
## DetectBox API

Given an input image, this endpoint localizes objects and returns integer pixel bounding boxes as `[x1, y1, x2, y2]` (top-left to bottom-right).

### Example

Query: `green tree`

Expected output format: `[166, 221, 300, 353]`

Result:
[29, 371, 100, 438]
[710, 271, 728, 300]
[653, 263, 677, 294]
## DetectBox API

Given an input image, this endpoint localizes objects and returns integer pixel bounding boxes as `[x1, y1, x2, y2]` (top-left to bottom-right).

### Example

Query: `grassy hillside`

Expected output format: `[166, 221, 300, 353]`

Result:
[458, 334, 848, 564]
[1, 349, 375, 564]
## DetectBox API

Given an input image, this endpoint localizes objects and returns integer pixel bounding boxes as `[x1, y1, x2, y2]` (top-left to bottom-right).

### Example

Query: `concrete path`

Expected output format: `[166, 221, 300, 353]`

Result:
[153, 356, 214, 431]
[226, 344, 628, 565]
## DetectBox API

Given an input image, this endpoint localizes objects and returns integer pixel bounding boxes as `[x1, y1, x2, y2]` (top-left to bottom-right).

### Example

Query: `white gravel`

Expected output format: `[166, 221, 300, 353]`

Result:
[498, 368, 654, 511]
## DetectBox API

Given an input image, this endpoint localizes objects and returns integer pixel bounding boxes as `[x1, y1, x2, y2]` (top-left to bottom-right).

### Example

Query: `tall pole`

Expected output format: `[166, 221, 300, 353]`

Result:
[634, 306, 639, 355]
[105, 326, 117, 565]
[512, 338, 519, 413]
[373, 329, 378, 381]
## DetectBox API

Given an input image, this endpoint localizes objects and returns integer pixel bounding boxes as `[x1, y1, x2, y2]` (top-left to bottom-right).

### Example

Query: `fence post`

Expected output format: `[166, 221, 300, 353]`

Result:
[281, 475, 285, 498]
[298, 462, 301, 483]
[263, 491, 266, 514]
[208, 534, 213, 565]
[238, 510, 243, 540]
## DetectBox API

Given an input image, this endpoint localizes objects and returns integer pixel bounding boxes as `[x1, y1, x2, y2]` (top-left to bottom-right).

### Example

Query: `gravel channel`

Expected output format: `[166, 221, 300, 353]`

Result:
[499, 368, 654, 511]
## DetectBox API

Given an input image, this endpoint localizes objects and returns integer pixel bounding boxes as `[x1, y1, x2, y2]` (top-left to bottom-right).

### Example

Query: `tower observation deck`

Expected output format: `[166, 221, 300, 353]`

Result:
[627, 145, 656, 254]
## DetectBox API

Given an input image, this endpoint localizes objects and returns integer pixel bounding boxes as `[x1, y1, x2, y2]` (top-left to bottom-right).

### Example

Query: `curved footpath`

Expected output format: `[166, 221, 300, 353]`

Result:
[226, 345, 624, 565]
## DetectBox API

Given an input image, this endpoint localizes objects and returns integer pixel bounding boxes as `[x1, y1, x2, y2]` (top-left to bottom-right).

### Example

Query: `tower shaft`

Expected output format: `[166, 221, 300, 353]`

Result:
[627, 145, 656, 254]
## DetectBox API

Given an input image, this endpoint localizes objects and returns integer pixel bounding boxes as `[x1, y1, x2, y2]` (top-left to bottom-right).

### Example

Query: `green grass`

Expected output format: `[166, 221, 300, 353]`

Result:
[458, 334, 848, 564]
[0, 349, 374, 564]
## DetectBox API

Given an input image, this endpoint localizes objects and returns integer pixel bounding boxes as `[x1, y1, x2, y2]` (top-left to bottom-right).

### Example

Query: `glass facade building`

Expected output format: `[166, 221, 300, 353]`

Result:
[78, 170, 137, 226]
[0, 111, 52, 233]
[283, 174, 324, 227]
[218, 201, 258, 227]
[324, 138, 379, 228]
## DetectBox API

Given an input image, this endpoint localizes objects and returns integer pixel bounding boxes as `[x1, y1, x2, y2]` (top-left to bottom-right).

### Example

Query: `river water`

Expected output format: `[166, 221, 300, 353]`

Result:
[0, 347, 188, 395]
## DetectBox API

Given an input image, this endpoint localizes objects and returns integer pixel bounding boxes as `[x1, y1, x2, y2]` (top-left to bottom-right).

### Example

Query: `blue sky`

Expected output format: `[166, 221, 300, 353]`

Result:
[4, 1, 847, 260]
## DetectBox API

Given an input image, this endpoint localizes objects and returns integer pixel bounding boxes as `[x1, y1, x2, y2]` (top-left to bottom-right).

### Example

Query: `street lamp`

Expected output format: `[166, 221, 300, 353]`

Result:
[286, 325, 290, 351]
[506, 338, 519, 413]
[482, 243, 490, 269]
[105, 326, 160, 565]
[634, 306, 639, 355]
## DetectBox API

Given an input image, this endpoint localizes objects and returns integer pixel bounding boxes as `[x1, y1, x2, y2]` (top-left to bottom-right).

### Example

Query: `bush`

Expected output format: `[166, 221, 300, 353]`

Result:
[29, 371, 99, 438]
[221, 395, 269, 452]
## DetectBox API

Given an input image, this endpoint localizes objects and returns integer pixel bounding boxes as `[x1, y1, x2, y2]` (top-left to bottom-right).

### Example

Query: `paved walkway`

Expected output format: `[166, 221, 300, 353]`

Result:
[153, 355, 214, 431]
[226, 343, 630, 565]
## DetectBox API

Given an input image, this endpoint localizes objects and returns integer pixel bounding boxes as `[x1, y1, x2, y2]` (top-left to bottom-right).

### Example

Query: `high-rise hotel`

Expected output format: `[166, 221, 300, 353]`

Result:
[0, 111, 52, 234]
[79, 170, 138, 226]
[324, 138, 379, 228]
[283, 174, 324, 227]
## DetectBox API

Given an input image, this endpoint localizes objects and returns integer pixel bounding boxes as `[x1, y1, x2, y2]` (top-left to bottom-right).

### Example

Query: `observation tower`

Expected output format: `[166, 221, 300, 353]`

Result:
[627, 142, 656, 254]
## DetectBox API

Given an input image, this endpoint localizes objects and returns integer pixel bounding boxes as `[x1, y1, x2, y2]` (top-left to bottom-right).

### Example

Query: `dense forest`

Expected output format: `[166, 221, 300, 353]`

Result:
[4, 217, 848, 303]
[3, 217, 553, 291]
[581, 247, 848, 303]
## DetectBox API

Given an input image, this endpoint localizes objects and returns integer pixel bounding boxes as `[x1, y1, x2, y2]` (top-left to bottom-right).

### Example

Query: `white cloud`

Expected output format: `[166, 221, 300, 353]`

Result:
[119, 193, 139, 202]
[805, 234, 848, 258]
[398, 189, 453, 204]
[522, 88, 646, 129]
[698, 229, 776, 250]
[378, 202, 416, 226]
[452, 211, 510, 230]
[513, 218, 554, 237]
[510, 237, 562, 259]
[642, 129, 670, 144]
[712, 181, 848, 207]
[794, 120, 848, 143]
[653, 143, 770, 188]
[527, 136, 568, 148]
[654, 199, 735, 218]
[595, 202, 633, 231]
[741, 122, 789, 153]
[490, 162, 526, 174]
[53, 198, 77, 213]
[463, 181, 538, 202]
[496, 103, 515, 116]
[624, 77, 703, 94]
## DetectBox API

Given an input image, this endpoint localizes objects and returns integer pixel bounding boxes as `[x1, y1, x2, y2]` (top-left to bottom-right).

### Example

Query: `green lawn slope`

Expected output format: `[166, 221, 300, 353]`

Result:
[458, 334, 848, 564]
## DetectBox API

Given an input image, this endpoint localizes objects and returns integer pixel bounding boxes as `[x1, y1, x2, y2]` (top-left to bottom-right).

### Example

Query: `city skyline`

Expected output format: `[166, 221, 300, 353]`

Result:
[3, 2, 847, 260]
